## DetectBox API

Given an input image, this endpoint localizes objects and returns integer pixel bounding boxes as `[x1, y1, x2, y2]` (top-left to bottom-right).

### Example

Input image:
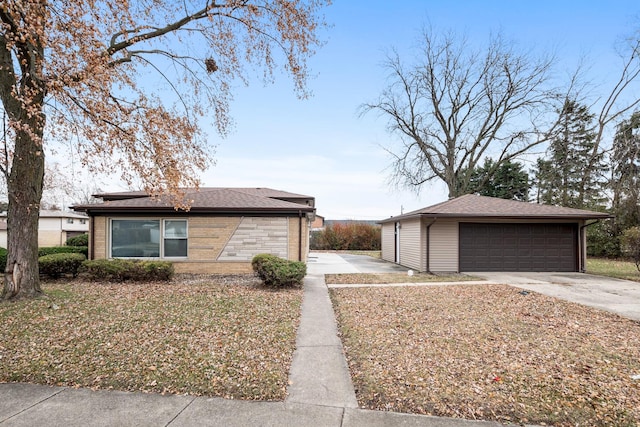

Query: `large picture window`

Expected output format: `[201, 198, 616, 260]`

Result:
[110, 219, 187, 258]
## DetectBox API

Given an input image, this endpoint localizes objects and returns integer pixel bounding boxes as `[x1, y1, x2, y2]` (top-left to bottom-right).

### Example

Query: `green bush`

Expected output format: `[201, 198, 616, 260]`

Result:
[0, 247, 7, 273]
[587, 221, 621, 258]
[66, 234, 88, 247]
[621, 226, 640, 272]
[252, 254, 306, 288]
[39, 253, 86, 279]
[251, 253, 278, 272]
[39, 246, 88, 258]
[82, 259, 174, 282]
[0, 247, 89, 274]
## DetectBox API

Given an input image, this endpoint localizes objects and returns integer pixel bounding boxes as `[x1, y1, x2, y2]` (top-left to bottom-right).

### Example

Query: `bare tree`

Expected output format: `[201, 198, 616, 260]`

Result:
[584, 36, 640, 199]
[0, 0, 329, 299]
[362, 29, 562, 198]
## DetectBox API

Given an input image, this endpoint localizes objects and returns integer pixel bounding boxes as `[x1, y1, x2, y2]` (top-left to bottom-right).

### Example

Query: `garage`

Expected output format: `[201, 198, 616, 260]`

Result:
[379, 194, 611, 273]
[459, 223, 578, 272]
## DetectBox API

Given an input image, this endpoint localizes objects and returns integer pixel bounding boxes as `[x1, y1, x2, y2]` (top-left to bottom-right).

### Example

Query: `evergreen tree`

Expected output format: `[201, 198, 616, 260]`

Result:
[534, 100, 607, 209]
[468, 158, 530, 201]
[611, 112, 640, 232]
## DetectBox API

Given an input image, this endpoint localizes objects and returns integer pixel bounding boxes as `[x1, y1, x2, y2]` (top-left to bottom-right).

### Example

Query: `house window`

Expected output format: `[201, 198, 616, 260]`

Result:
[110, 219, 188, 259]
[80, 219, 87, 224]
[163, 220, 188, 257]
[111, 219, 160, 258]
[66, 218, 74, 224]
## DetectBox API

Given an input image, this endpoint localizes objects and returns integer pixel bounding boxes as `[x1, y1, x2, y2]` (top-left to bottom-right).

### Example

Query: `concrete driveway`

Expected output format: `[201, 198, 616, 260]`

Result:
[470, 272, 640, 322]
[307, 252, 640, 321]
[306, 253, 640, 322]
[307, 251, 409, 275]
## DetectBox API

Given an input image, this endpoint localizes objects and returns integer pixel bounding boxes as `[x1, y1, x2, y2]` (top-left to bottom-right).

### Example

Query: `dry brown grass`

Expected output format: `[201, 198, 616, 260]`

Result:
[0, 275, 301, 400]
[331, 284, 640, 426]
[326, 272, 479, 285]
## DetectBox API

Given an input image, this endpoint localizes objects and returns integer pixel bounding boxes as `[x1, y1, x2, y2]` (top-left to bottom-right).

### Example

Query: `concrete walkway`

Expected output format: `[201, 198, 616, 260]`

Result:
[0, 252, 502, 426]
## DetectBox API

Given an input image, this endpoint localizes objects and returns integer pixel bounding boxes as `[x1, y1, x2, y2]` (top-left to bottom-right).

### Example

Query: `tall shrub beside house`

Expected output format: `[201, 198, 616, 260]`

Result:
[311, 223, 381, 251]
[66, 234, 88, 247]
[620, 226, 640, 271]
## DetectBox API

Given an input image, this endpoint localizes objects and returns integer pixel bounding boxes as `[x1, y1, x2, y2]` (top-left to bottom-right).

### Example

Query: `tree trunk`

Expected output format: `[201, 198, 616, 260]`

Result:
[0, 2, 47, 300]
[2, 125, 46, 299]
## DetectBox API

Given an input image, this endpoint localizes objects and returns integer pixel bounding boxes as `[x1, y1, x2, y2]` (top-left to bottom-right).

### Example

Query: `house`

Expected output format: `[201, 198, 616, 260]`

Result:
[311, 214, 325, 230]
[0, 210, 89, 248]
[379, 194, 612, 273]
[72, 187, 316, 274]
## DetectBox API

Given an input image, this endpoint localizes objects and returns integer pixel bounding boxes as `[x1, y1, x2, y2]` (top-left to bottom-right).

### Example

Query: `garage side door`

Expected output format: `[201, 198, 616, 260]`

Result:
[459, 223, 578, 272]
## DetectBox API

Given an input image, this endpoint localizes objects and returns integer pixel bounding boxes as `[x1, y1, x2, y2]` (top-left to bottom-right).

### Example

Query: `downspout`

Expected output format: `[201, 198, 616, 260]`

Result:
[425, 218, 437, 273]
[90, 215, 95, 260]
[579, 220, 600, 273]
[298, 210, 303, 261]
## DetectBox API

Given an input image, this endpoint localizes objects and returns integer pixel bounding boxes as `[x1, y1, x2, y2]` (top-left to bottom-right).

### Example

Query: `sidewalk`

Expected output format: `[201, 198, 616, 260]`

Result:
[0, 253, 504, 426]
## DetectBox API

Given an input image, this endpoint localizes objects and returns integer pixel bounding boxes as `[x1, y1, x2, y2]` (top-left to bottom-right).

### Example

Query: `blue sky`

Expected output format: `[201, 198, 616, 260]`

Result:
[118, 1, 640, 219]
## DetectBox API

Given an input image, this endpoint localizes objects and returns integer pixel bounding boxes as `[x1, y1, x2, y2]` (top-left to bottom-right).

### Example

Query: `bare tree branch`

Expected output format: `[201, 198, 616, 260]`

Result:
[362, 28, 559, 197]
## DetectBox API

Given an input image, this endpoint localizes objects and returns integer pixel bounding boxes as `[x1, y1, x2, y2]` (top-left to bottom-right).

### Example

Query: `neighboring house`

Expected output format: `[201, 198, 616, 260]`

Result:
[0, 210, 89, 248]
[379, 194, 611, 273]
[311, 214, 325, 230]
[72, 187, 316, 274]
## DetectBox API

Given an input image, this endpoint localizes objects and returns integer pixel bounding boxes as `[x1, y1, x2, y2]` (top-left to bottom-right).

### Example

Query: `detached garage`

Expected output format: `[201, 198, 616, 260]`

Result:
[380, 194, 611, 273]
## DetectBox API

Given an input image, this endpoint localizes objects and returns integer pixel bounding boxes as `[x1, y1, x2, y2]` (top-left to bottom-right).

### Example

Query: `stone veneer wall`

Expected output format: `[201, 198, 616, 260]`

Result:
[217, 217, 288, 260]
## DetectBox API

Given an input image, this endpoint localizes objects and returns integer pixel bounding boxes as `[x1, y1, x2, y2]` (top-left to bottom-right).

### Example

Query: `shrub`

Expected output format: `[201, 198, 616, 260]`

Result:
[620, 226, 640, 272]
[252, 254, 306, 288]
[587, 221, 621, 258]
[39, 253, 86, 279]
[251, 253, 278, 272]
[66, 234, 88, 247]
[311, 222, 381, 251]
[39, 246, 88, 258]
[0, 247, 88, 274]
[0, 247, 7, 272]
[82, 259, 174, 282]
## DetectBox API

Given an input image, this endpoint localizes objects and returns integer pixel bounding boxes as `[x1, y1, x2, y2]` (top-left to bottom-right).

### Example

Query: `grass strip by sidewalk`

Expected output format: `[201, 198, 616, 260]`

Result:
[331, 284, 640, 426]
[326, 272, 480, 285]
[0, 277, 301, 400]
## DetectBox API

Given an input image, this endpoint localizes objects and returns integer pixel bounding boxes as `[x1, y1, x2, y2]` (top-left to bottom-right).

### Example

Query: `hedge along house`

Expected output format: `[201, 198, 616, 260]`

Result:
[379, 194, 612, 273]
[72, 188, 316, 274]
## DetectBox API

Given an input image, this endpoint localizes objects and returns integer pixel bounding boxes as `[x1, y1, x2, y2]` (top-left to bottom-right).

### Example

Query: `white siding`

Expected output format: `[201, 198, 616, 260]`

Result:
[429, 220, 459, 272]
[381, 222, 396, 263]
[398, 218, 423, 271]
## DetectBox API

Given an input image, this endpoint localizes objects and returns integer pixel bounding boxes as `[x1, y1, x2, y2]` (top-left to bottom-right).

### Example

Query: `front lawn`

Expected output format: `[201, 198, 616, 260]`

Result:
[331, 284, 640, 426]
[0, 276, 302, 400]
[587, 258, 640, 282]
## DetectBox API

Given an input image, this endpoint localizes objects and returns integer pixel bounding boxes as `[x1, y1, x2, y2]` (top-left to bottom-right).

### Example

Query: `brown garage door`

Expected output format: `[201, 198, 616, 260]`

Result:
[459, 223, 578, 272]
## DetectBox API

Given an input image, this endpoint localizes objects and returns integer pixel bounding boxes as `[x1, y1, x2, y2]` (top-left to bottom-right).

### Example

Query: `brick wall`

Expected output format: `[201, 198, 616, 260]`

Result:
[90, 215, 310, 274]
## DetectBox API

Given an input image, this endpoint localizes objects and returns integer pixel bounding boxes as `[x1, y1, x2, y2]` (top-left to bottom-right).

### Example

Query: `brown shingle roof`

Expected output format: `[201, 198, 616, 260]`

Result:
[74, 187, 315, 214]
[380, 194, 612, 223]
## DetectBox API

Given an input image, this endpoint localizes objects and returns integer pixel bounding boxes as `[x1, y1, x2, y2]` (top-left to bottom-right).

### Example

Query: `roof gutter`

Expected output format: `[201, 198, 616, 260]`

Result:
[74, 207, 314, 216]
[379, 213, 613, 224]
